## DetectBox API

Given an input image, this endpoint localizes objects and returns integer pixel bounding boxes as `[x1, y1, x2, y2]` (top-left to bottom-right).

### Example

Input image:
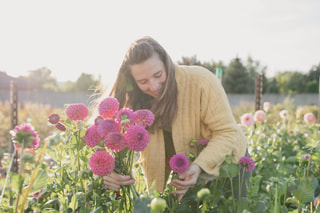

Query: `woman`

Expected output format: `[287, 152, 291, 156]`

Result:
[102, 36, 248, 201]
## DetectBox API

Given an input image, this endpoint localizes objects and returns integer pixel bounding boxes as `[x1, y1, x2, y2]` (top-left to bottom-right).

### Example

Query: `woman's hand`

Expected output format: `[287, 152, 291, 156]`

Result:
[169, 164, 202, 202]
[103, 172, 135, 191]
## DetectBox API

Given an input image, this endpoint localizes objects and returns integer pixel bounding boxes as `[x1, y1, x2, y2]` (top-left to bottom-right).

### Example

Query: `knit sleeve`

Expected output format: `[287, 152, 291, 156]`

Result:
[192, 70, 240, 179]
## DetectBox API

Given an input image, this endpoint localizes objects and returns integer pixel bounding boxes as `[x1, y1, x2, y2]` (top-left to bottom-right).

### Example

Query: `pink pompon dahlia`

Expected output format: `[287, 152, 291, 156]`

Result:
[89, 150, 115, 176]
[239, 156, 255, 172]
[169, 154, 190, 174]
[84, 125, 103, 148]
[10, 123, 40, 150]
[197, 139, 209, 151]
[97, 119, 121, 138]
[55, 123, 66, 132]
[105, 132, 126, 152]
[240, 113, 255, 127]
[303, 112, 316, 124]
[98, 97, 119, 119]
[134, 109, 155, 128]
[254, 110, 266, 122]
[124, 125, 150, 151]
[116, 108, 136, 128]
[48, 113, 60, 124]
[65, 104, 89, 121]
[94, 116, 104, 126]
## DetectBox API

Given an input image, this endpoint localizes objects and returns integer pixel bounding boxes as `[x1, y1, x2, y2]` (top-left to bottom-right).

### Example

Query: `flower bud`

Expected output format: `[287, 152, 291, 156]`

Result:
[197, 188, 211, 201]
[150, 197, 167, 212]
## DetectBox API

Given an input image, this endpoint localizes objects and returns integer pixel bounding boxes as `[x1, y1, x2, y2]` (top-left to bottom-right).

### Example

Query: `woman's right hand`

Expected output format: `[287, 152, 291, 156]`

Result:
[102, 172, 135, 191]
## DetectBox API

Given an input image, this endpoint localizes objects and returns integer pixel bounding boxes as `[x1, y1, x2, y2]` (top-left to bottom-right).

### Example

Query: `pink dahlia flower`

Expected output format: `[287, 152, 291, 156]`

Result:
[48, 113, 60, 124]
[314, 197, 319, 208]
[55, 123, 66, 132]
[134, 109, 155, 128]
[254, 110, 266, 122]
[300, 154, 312, 163]
[94, 116, 104, 126]
[116, 108, 136, 128]
[65, 104, 89, 121]
[169, 154, 190, 174]
[89, 150, 115, 176]
[97, 119, 121, 138]
[10, 123, 40, 150]
[239, 156, 255, 172]
[32, 189, 44, 199]
[84, 125, 103, 148]
[263, 102, 271, 112]
[124, 125, 149, 151]
[240, 113, 255, 127]
[279, 110, 289, 119]
[98, 97, 119, 119]
[197, 139, 209, 151]
[303, 112, 316, 124]
[105, 132, 126, 152]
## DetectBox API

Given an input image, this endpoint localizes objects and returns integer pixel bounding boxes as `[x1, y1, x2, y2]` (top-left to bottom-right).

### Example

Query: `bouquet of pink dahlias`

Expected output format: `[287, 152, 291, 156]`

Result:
[84, 97, 154, 210]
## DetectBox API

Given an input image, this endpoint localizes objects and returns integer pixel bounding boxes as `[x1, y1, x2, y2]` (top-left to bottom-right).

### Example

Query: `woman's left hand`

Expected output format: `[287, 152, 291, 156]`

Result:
[169, 164, 202, 202]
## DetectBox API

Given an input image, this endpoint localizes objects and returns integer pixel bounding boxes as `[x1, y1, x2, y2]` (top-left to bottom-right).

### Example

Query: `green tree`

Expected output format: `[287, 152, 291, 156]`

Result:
[27, 67, 58, 90]
[74, 73, 100, 91]
[265, 77, 280, 93]
[222, 57, 250, 93]
[245, 56, 267, 94]
[305, 63, 320, 93]
[275, 71, 307, 94]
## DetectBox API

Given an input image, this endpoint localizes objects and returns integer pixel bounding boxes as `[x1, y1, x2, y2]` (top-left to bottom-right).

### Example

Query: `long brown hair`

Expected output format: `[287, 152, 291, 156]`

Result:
[110, 36, 178, 130]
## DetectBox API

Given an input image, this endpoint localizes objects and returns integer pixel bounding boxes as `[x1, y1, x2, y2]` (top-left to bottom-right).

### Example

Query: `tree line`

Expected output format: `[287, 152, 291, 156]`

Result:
[7, 56, 320, 94]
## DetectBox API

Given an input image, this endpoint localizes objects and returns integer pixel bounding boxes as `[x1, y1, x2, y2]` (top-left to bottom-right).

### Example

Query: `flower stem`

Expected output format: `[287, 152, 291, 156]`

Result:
[0, 149, 16, 205]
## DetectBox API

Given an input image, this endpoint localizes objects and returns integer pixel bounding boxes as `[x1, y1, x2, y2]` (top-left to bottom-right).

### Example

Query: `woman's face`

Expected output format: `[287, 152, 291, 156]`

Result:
[130, 53, 167, 98]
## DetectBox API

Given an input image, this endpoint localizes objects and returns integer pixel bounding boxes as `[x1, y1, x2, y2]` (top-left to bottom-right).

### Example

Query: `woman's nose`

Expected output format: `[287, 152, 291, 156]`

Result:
[149, 79, 159, 91]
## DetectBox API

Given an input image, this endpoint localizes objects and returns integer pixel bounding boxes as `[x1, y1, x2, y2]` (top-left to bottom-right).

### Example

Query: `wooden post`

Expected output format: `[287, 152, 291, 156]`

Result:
[10, 81, 19, 173]
[255, 73, 263, 111]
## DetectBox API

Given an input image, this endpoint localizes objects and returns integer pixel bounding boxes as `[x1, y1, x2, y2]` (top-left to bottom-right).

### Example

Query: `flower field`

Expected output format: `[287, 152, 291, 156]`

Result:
[0, 99, 319, 213]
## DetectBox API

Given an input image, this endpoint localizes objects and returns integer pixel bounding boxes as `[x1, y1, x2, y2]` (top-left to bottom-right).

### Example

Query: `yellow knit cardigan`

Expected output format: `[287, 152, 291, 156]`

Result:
[140, 65, 248, 192]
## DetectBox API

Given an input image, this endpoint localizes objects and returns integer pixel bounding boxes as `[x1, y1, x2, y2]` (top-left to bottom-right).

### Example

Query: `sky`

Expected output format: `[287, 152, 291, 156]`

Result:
[1, 0, 320, 87]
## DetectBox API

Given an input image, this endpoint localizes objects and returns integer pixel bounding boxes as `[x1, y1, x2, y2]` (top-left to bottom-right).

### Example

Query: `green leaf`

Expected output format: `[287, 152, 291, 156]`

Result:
[293, 179, 316, 203]
[29, 169, 48, 195]
[10, 172, 24, 193]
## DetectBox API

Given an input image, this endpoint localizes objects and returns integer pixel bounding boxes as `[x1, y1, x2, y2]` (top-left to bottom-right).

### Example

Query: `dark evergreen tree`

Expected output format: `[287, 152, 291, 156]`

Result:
[222, 57, 250, 93]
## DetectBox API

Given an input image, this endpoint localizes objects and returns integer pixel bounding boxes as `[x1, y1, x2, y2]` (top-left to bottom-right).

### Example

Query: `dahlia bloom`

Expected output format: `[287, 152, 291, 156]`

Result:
[84, 125, 103, 148]
[55, 123, 66, 132]
[197, 139, 209, 152]
[240, 113, 255, 127]
[116, 108, 136, 128]
[314, 197, 319, 208]
[105, 132, 126, 152]
[48, 113, 60, 124]
[10, 123, 40, 150]
[97, 119, 121, 138]
[279, 110, 289, 120]
[65, 104, 89, 121]
[32, 189, 44, 199]
[254, 110, 266, 122]
[89, 150, 115, 176]
[169, 154, 190, 174]
[124, 125, 150, 151]
[197, 139, 209, 147]
[303, 112, 316, 124]
[238, 156, 255, 172]
[134, 109, 155, 128]
[98, 97, 119, 119]
[94, 116, 104, 126]
[263, 101, 271, 112]
[300, 154, 312, 163]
